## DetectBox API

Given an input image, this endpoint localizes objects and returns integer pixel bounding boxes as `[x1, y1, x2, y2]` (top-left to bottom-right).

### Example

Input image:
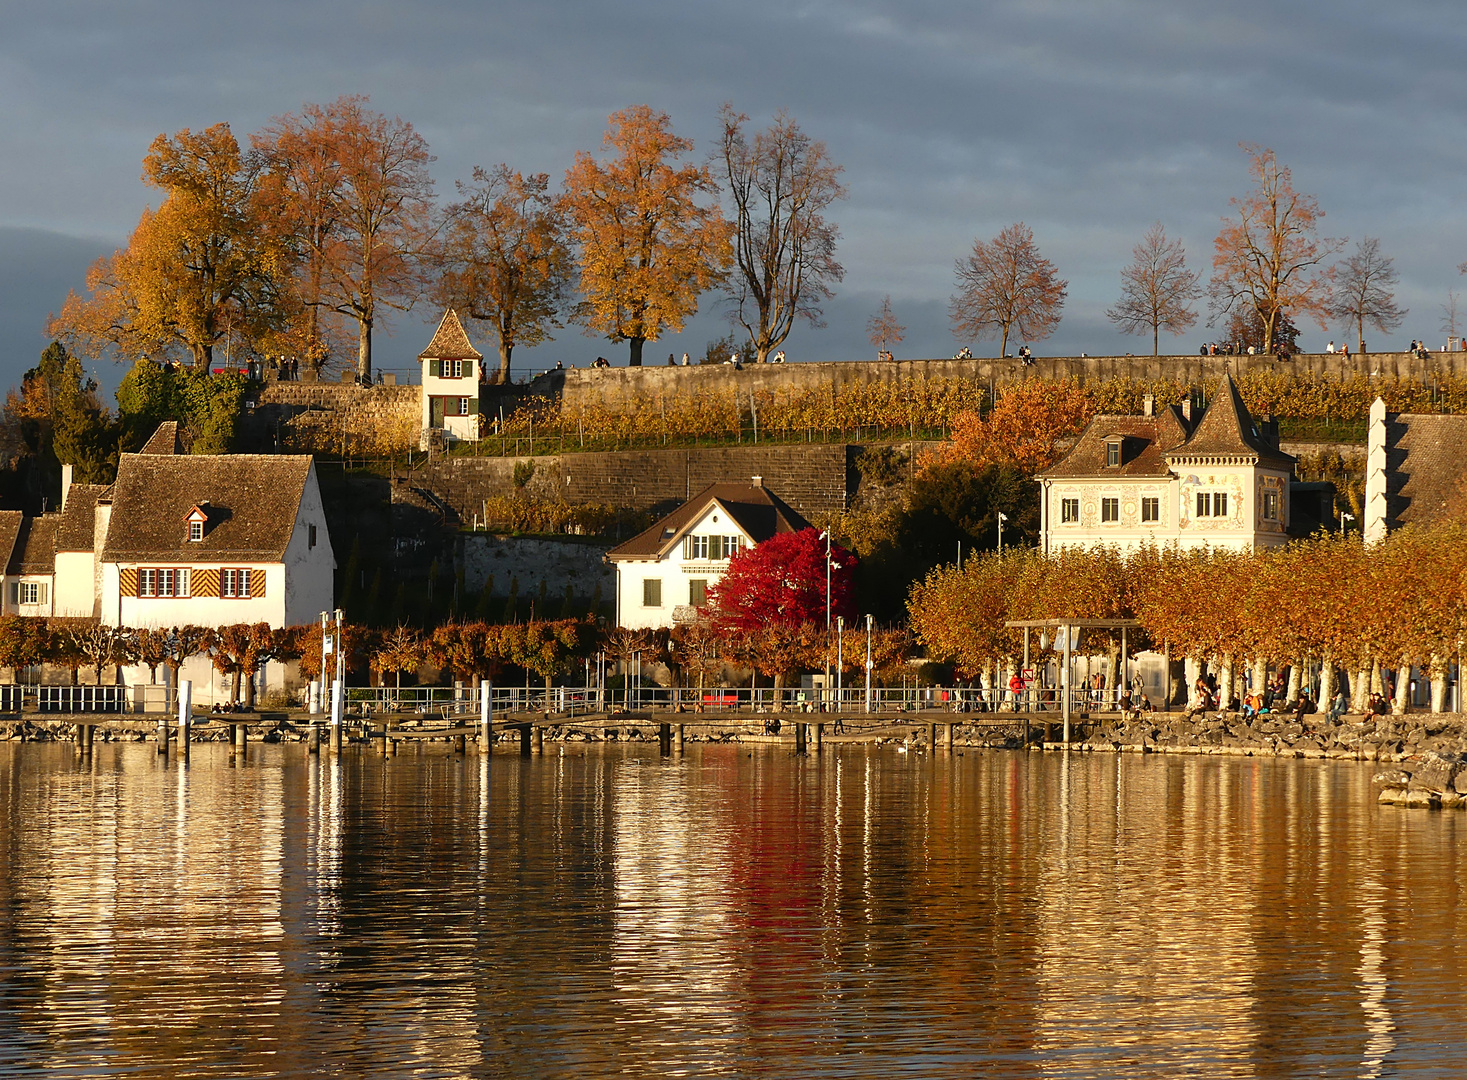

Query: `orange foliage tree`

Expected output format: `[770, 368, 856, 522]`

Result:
[928, 377, 1096, 475]
[50, 123, 285, 369]
[562, 106, 731, 366]
[437, 165, 575, 384]
[1208, 144, 1343, 354]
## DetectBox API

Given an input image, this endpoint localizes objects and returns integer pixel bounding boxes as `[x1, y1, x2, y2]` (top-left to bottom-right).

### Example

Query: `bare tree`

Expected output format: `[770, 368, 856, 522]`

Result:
[866, 295, 905, 356]
[950, 223, 1067, 358]
[1442, 290, 1461, 341]
[1329, 237, 1405, 353]
[437, 165, 574, 384]
[1209, 144, 1343, 353]
[716, 106, 845, 363]
[1106, 223, 1201, 355]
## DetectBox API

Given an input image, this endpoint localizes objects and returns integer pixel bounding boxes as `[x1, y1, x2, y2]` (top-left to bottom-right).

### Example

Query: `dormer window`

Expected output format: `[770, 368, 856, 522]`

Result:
[185, 504, 210, 542]
[1105, 438, 1122, 467]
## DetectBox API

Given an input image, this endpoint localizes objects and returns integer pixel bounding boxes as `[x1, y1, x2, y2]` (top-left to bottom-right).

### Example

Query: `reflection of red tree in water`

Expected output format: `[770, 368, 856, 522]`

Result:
[719, 756, 826, 1025]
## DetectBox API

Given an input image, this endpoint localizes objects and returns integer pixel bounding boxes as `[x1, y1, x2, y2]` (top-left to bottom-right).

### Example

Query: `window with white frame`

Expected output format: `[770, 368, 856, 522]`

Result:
[140, 567, 191, 598]
[439, 359, 464, 379]
[1141, 496, 1160, 523]
[1261, 490, 1280, 521]
[684, 534, 709, 559]
[1101, 497, 1120, 523]
[188, 520, 203, 542]
[221, 568, 252, 598]
[17, 581, 45, 605]
[1060, 498, 1080, 523]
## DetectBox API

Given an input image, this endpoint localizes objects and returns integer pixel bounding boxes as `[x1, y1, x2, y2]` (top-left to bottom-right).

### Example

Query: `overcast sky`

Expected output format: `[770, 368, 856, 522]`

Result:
[2, 0, 1465, 397]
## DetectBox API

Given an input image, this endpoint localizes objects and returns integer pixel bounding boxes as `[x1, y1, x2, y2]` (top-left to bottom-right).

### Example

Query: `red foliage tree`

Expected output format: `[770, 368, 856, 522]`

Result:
[705, 527, 857, 634]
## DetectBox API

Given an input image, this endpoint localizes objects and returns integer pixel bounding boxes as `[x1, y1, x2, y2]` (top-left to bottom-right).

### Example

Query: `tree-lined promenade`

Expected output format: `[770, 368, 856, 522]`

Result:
[911, 524, 1467, 713]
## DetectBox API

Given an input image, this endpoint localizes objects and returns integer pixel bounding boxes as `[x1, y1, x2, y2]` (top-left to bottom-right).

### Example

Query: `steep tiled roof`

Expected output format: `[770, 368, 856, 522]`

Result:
[1038, 408, 1190, 479]
[101, 453, 312, 562]
[1380, 413, 1467, 528]
[0, 511, 23, 573]
[1167, 374, 1295, 469]
[607, 483, 811, 561]
[418, 309, 484, 361]
[7, 516, 57, 575]
[141, 421, 183, 454]
[56, 484, 110, 552]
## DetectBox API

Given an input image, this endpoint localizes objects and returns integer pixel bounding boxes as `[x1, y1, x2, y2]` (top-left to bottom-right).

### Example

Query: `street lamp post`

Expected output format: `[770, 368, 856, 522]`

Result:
[997, 511, 1009, 553]
[865, 614, 874, 714]
[837, 616, 844, 711]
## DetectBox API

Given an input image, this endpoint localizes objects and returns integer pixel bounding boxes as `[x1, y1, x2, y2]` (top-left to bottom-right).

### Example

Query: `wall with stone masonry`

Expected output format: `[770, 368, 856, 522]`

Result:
[410, 442, 882, 522]
[557, 352, 1467, 412]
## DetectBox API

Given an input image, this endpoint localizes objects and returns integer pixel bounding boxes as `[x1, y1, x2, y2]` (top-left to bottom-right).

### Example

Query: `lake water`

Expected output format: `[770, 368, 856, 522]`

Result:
[1, 741, 1463, 1078]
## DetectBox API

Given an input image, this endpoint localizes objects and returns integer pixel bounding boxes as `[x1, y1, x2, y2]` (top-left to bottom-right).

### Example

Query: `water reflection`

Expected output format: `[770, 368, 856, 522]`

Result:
[0, 743, 1462, 1077]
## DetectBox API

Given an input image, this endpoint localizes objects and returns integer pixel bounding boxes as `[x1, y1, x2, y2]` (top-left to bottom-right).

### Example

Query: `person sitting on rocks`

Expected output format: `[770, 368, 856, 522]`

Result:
[1240, 692, 1259, 721]
[1362, 692, 1388, 724]
[1328, 688, 1349, 724]
[1136, 692, 1153, 713]
[1293, 689, 1317, 728]
[1117, 688, 1135, 721]
[1185, 686, 1215, 720]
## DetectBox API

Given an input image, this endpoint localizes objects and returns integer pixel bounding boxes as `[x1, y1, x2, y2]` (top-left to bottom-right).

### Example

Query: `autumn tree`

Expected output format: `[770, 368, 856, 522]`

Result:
[0, 616, 48, 678]
[437, 165, 574, 384]
[257, 97, 436, 380]
[6, 342, 116, 491]
[866, 295, 905, 356]
[1209, 144, 1343, 354]
[159, 625, 212, 689]
[132, 627, 173, 683]
[950, 223, 1067, 357]
[928, 377, 1096, 476]
[705, 528, 857, 635]
[563, 106, 731, 365]
[371, 624, 425, 691]
[1106, 223, 1201, 355]
[49, 123, 286, 370]
[716, 105, 845, 364]
[1329, 237, 1405, 353]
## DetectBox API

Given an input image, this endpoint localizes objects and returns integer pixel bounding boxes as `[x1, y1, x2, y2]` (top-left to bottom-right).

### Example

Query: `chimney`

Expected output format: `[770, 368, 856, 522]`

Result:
[1181, 398, 1192, 422]
[1142, 393, 1155, 417]
[60, 463, 73, 510]
[751, 475, 763, 488]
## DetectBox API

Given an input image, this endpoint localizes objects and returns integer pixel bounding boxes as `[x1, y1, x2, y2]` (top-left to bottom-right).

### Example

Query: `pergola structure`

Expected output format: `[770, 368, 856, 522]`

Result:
[1004, 618, 1143, 745]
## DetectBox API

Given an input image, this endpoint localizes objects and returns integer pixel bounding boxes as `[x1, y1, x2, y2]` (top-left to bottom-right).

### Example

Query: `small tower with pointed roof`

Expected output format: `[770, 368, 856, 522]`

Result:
[1037, 373, 1298, 553]
[420, 309, 486, 443]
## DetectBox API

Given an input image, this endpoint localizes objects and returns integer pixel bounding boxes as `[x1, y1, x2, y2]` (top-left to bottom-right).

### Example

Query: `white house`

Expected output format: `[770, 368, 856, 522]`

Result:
[420, 308, 485, 444]
[1037, 375, 1296, 553]
[606, 479, 810, 629]
[98, 427, 335, 629]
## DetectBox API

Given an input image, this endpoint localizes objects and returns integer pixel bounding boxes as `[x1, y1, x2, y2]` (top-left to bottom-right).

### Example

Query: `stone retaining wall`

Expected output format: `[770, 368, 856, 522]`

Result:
[412, 442, 863, 520]
[558, 351, 1467, 412]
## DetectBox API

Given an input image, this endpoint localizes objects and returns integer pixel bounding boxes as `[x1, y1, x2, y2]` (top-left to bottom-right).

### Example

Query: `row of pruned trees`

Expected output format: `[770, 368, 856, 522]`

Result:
[909, 526, 1467, 712]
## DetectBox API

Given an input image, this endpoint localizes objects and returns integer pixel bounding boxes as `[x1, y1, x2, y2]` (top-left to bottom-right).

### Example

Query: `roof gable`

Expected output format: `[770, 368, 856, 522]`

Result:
[141, 421, 184, 454]
[1038, 408, 1189, 479]
[1381, 412, 1467, 528]
[101, 453, 313, 562]
[56, 484, 109, 552]
[7, 515, 57, 575]
[607, 482, 811, 561]
[0, 511, 24, 573]
[418, 309, 484, 361]
[1168, 375, 1294, 468]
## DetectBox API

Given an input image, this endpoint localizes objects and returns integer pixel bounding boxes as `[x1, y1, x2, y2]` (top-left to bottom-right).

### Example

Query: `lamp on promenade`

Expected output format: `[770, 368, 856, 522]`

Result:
[997, 512, 1009, 553]
[865, 614, 874, 714]
[837, 616, 844, 712]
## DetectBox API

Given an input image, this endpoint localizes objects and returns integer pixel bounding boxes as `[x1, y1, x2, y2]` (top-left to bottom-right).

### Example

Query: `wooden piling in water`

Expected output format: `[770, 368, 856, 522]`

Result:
[928, 723, 937, 749]
[676, 723, 685, 753]
[812, 722, 822, 752]
[378, 726, 390, 757]
[794, 721, 807, 754]
[520, 725, 532, 756]
[532, 725, 544, 754]
[454, 733, 466, 754]
[308, 722, 320, 754]
[659, 721, 671, 755]
[945, 722, 954, 751]
[234, 723, 247, 756]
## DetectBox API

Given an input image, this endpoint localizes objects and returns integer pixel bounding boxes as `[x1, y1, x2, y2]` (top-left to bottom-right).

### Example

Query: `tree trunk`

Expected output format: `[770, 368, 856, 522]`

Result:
[1219, 653, 1234, 708]
[1395, 666, 1411, 713]
[231, 669, 241, 706]
[628, 337, 645, 367]
[1285, 660, 1301, 706]
[1352, 664, 1371, 712]
[1318, 653, 1334, 707]
[1000, 327, 1010, 358]
[244, 669, 257, 709]
[1153, 323, 1159, 357]
[357, 318, 373, 381]
[497, 339, 512, 385]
